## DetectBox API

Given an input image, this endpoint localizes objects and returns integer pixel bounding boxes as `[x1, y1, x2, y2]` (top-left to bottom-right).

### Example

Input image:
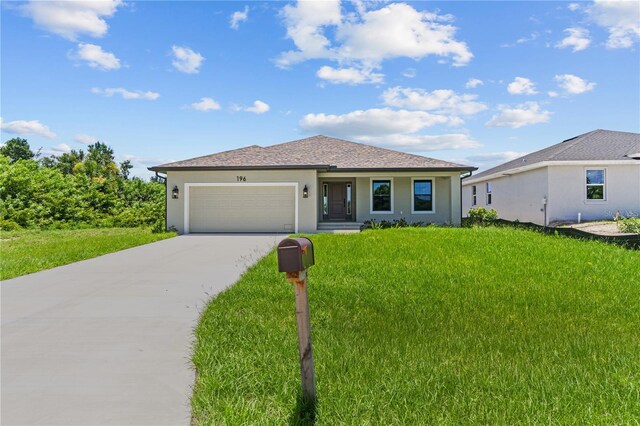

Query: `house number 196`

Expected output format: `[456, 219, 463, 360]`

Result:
[237, 176, 247, 181]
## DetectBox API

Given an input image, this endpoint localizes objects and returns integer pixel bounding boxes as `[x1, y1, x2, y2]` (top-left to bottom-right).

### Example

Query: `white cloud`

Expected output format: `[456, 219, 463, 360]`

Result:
[171, 45, 204, 74]
[278, 0, 341, 66]
[51, 143, 72, 153]
[548, 91, 559, 98]
[277, 1, 472, 82]
[358, 133, 481, 151]
[554, 74, 596, 94]
[91, 87, 160, 100]
[21, 0, 123, 40]
[462, 151, 529, 169]
[190, 97, 221, 112]
[335, 3, 472, 66]
[465, 78, 483, 89]
[74, 134, 98, 144]
[517, 32, 539, 44]
[0, 117, 56, 139]
[556, 27, 591, 52]
[316, 65, 383, 84]
[486, 102, 551, 128]
[501, 32, 539, 48]
[74, 43, 121, 70]
[587, 0, 640, 48]
[507, 77, 538, 95]
[300, 108, 456, 138]
[568, 3, 581, 12]
[245, 100, 270, 114]
[403, 68, 417, 78]
[382, 87, 487, 118]
[230, 6, 249, 30]
[300, 105, 481, 151]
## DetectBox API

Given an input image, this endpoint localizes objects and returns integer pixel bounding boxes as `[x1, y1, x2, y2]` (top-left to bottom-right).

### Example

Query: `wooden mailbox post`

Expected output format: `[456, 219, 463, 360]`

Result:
[277, 238, 316, 402]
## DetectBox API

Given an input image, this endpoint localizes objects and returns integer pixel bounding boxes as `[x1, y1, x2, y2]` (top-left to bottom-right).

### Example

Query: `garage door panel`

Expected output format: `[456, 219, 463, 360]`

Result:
[188, 186, 296, 233]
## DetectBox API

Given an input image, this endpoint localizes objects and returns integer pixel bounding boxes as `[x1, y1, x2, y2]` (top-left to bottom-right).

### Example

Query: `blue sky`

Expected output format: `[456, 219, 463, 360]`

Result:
[2, 0, 639, 178]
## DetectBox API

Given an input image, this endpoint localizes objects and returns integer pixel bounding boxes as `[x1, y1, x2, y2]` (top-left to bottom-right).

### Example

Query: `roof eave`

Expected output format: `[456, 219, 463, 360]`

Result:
[326, 166, 477, 172]
[462, 159, 640, 185]
[148, 164, 332, 172]
[149, 165, 477, 172]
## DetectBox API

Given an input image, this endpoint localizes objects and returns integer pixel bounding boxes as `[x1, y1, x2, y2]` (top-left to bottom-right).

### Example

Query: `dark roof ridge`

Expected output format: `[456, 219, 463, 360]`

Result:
[267, 134, 469, 167]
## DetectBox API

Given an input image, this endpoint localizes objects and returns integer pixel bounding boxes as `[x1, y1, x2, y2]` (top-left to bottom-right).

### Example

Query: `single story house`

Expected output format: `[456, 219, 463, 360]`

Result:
[462, 129, 640, 225]
[149, 135, 476, 234]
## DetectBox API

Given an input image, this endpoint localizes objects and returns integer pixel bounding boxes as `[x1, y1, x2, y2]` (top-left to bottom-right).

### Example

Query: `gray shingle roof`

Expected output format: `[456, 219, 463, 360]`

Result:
[149, 135, 475, 171]
[469, 129, 640, 181]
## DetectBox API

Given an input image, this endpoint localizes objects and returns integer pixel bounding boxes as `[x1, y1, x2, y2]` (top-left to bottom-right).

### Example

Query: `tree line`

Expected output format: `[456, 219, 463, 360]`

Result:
[0, 138, 166, 231]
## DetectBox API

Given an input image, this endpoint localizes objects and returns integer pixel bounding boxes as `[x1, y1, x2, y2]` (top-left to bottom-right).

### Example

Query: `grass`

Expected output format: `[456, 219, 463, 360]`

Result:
[0, 227, 175, 280]
[192, 227, 640, 425]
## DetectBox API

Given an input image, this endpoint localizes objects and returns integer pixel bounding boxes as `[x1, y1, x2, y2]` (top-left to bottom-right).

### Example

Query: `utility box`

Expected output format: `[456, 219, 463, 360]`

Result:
[277, 238, 315, 272]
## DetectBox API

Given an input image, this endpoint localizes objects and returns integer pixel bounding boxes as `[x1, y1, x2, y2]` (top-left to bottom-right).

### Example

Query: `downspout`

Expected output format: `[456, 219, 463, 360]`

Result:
[460, 171, 473, 225]
[155, 171, 168, 231]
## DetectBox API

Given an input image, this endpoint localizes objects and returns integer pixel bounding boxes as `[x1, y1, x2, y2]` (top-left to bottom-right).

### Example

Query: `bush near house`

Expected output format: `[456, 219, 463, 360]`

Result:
[0, 139, 164, 230]
[192, 227, 640, 425]
[464, 207, 498, 226]
[617, 217, 640, 234]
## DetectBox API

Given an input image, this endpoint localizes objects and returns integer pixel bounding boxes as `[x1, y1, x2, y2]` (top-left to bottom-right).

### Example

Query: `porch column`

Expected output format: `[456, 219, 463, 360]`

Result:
[450, 174, 461, 226]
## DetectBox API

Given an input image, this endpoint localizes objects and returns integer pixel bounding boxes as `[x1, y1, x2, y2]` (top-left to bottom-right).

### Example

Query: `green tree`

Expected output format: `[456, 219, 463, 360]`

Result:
[39, 155, 58, 168]
[0, 138, 34, 162]
[119, 160, 133, 180]
[86, 142, 115, 167]
[56, 150, 85, 175]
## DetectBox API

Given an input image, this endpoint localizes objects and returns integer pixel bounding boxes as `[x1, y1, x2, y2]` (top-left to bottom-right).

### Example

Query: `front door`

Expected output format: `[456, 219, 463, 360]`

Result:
[327, 182, 352, 220]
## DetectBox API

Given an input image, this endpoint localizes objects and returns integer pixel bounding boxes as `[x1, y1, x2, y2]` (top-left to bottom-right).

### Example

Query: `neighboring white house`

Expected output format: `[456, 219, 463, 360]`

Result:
[149, 135, 476, 234]
[462, 130, 640, 225]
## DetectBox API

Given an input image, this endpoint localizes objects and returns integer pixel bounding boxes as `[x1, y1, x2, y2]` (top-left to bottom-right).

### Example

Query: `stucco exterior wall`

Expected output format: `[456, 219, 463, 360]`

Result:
[547, 164, 640, 222]
[166, 170, 318, 234]
[462, 163, 640, 225]
[462, 167, 549, 224]
[339, 173, 457, 225]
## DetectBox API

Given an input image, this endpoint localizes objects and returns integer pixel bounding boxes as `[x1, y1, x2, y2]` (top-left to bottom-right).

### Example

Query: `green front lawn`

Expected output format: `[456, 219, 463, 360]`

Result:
[0, 227, 175, 280]
[192, 227, 640, 425]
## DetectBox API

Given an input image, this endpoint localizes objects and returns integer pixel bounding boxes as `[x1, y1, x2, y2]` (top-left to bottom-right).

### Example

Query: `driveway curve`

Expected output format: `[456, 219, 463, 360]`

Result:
[1, 234, 282, 426]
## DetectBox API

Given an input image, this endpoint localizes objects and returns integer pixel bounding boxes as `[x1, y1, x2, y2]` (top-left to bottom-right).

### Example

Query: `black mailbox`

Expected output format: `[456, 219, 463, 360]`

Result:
[277, 238, 315, 272]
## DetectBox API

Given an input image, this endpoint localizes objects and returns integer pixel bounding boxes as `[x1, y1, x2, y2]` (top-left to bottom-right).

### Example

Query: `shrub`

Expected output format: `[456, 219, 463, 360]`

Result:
[0, 150, 164, 229]
[617, 217, 640, 234]
[0, 219, 22, 231]
[361, 218, 427, 231]
[466, 207, 498, 226]
[151, 218, 165, 234]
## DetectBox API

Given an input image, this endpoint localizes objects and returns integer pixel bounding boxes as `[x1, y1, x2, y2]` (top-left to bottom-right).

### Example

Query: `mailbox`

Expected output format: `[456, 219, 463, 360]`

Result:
[277, 238, 315, 272]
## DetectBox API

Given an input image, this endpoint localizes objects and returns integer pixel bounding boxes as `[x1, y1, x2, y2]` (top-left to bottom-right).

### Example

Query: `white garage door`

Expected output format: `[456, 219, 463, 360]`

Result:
[187, 185, 296, 233]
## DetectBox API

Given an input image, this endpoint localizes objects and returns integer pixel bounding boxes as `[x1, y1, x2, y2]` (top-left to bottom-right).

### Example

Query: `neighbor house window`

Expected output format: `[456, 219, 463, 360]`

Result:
[472, 185, 477, 206]
[486, 182, 492, 205]
[586, 169, 606, 200]
[412, 179, 434, 213]
[371, 179, 392, 213]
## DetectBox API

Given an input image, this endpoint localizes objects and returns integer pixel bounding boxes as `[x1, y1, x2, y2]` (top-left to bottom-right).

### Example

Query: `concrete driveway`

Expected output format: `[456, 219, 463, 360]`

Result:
[1, 234, 282, 426]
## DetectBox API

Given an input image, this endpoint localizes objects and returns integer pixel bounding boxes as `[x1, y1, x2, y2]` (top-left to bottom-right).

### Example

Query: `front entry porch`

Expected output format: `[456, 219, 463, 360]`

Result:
[320, 181, 354, 222]
[315, 172, 462, 230]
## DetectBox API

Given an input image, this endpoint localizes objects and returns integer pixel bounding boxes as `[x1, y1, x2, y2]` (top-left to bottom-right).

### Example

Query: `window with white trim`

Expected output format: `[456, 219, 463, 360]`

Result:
[472, 185, 477, 206]
[486, 182, 492, 205]
[586, 169, 606, 200]
[371, 180, 392, 212]
[412, 179, 433, 213]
